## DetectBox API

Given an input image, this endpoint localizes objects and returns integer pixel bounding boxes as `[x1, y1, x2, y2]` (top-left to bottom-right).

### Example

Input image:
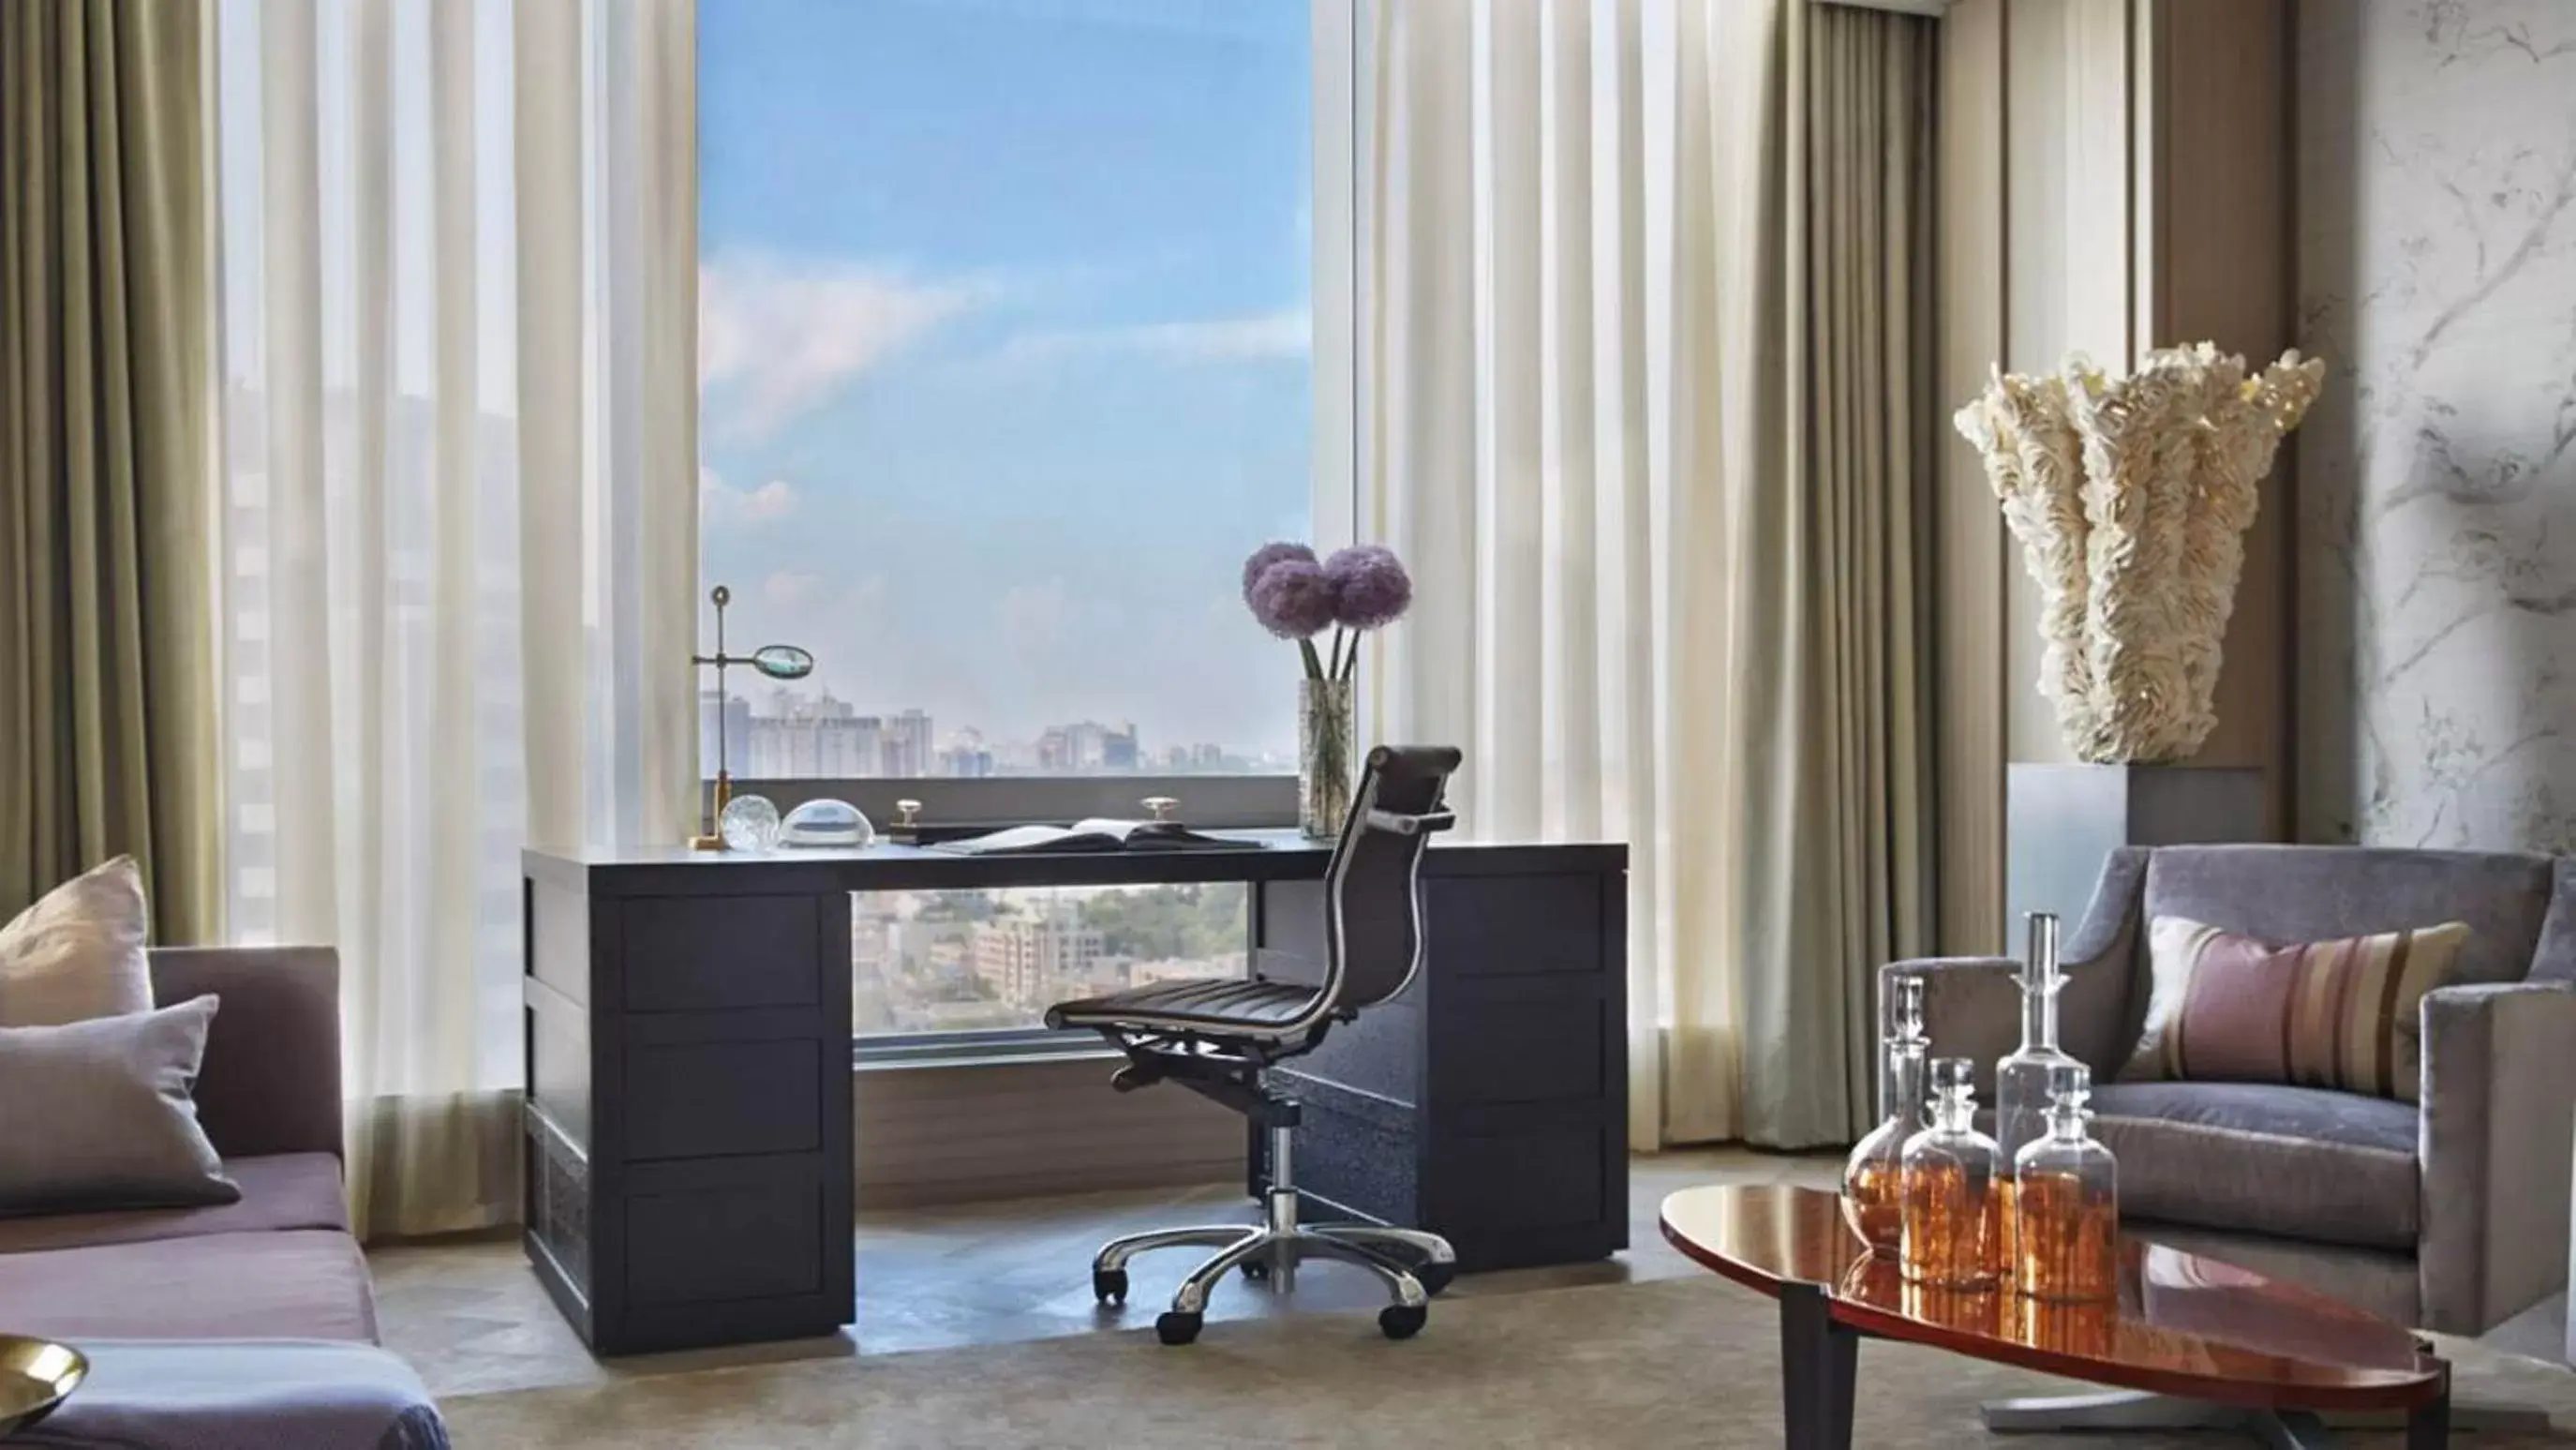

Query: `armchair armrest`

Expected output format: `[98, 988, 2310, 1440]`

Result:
[2418, 980, 2576, 1334]
[148, 946, 344, 1162]
[1881, 847, 2149, 1093]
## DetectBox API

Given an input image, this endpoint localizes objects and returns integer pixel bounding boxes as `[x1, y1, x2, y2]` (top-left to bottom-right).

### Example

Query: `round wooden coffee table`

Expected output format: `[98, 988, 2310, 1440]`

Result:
[1660, 1185, 2450, 1450]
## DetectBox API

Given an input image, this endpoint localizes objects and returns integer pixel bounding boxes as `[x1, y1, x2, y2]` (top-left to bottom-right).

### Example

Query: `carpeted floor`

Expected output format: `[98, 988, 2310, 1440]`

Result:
[439, 1275, 2576, 1449]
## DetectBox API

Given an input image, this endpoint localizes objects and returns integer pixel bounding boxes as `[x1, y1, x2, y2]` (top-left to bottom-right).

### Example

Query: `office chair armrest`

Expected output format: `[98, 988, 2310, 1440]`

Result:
[1363, 807, 1456, 836]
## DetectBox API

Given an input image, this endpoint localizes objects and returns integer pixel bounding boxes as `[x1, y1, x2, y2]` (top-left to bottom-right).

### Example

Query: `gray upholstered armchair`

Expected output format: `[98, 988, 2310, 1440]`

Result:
[1885, 844, 2576, 1336]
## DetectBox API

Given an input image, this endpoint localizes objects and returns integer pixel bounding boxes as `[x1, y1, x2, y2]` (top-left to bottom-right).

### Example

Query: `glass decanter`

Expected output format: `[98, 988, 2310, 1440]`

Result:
[1841, 973, 1928, 1253]
[1994, 912, 2080, 1278]
[2011, 1061, 2119, 1303]
[1900, 1056, 2003, 1289]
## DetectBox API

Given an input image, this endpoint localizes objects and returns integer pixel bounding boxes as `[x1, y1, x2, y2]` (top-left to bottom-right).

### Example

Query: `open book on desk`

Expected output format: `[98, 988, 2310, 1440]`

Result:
[927, 818, 1258, 855]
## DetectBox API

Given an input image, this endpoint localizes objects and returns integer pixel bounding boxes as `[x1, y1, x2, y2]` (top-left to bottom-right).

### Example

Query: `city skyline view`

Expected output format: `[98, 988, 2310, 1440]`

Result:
[853, 884, 1249, 1036]
[698, 684, 1289, 780]
[697, 0, 1318, 760]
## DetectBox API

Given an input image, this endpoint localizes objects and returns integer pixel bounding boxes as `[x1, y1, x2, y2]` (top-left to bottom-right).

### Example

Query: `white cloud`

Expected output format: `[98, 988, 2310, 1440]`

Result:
[700, 252, 984, 439]
[993, 309, 1311, 369]
[763, 570, 822, 608]
[700, 468, 799, 527]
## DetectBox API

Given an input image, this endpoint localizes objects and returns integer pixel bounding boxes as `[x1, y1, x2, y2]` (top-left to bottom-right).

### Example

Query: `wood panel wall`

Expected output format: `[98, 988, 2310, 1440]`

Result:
[1932, 0, 2297, 954]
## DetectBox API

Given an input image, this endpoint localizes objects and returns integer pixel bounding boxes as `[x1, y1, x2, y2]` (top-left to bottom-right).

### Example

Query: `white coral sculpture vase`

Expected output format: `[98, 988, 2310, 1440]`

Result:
[1954, 344, 2325, 765]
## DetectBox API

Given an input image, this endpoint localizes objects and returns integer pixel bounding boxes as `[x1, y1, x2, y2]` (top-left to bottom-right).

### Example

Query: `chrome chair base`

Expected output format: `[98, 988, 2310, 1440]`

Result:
[1089, 1127, 1456, 1345]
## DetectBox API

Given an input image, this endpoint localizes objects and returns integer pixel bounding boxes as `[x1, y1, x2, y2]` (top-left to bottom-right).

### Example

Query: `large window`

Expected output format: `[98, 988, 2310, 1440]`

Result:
[697, 0, 1327, 785]
[701, 0, 1345, 1043]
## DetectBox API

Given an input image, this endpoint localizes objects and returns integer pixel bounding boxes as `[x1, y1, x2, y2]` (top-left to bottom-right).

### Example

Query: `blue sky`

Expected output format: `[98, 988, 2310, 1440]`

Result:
[698, 0, 1315, 760]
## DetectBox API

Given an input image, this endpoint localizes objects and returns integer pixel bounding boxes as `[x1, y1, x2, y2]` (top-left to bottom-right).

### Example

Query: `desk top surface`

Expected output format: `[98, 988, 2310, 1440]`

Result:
[525, 829, 1625, 896]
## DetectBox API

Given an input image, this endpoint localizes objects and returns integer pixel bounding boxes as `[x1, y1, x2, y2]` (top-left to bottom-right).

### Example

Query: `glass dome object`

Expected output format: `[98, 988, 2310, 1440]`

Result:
[719, 793, 782, 852]
[2012, 1061, 2119, 1303]
[780, 799, 876, 849]
[1900, 1056, 2004, 1290]
[1841, 973, 1928, 1253]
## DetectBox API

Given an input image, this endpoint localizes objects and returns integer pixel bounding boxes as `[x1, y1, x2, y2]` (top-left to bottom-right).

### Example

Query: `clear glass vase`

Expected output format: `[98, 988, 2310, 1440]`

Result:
[1900, 1057, 2004, 1289]
[1994, 912, 2080, 1279]
[1842, 973, 1928, 1253]
[2012, 1061, 2119, 1303]
[1298, 677, 1355, 839]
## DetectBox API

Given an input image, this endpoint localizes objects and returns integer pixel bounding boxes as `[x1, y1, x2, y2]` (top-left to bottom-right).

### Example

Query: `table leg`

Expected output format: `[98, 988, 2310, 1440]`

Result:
[1778, 1281, 1856, 1450]
[2405, 1396, 2449, 1450]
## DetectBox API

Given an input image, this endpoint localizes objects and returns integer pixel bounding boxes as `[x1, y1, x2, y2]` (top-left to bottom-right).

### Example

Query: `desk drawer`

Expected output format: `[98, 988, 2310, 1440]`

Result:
[1425, 875, 1605, 978]
[1432, 987, 1608, 1105]
[625, 1039, 824, 1160]
[621, 895, 823, 1011]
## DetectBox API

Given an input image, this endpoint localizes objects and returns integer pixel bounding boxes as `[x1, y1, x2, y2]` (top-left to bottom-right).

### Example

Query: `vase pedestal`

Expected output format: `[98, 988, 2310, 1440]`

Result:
[2004, 764, 2268, 943]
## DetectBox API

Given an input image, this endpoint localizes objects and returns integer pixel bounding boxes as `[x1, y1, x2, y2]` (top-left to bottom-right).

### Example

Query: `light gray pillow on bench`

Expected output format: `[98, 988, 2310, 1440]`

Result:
[0, 995, 239, 1216]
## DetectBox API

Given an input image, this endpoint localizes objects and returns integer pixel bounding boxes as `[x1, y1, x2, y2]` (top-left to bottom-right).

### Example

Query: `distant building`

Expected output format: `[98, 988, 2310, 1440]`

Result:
[1035, 719, 1142, 772]
[697, 690, 752, 777]
[971, 910, 1109, 1009]
[884, 709, 933, 777]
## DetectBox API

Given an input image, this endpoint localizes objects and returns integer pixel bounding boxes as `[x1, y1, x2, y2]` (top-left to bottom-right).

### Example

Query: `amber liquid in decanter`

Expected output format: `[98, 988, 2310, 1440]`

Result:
[2011, 1062, 2119, 1303]
[1841, 973, 1928, 1254]
[1898, 1057, 2003, 1290]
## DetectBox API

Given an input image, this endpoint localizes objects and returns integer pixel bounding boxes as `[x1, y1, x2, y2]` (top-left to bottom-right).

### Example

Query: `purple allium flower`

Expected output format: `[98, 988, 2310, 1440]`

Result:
[1246, 558, 1339, 639]
[1323, 545, 1412, 630]
[1241, 541, 1318, 608]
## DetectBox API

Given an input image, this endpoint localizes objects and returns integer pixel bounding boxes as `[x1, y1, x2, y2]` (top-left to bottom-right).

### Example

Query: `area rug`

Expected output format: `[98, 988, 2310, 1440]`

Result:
[439, 1276, 2576, 1448]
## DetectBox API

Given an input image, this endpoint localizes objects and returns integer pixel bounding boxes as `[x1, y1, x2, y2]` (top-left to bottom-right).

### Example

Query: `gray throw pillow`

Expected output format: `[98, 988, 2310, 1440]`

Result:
[0, 995, 239, 1215]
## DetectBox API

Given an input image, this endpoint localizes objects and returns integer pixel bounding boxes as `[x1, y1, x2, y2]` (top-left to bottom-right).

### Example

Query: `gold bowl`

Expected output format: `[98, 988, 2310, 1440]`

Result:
[0, 1336, 86, 1435]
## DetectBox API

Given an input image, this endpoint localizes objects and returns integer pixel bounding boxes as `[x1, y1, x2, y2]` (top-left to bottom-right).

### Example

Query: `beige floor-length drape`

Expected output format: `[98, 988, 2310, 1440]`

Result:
[214, 0, 698, 1238]
[1364, 0, 1934, 1148]
[1, 0, 220, 941]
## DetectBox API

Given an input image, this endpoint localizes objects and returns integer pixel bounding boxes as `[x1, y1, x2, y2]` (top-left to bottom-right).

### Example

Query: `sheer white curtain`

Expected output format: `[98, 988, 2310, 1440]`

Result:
[213, 0, 696, 1238]
[1364, 0, 1869, 1148]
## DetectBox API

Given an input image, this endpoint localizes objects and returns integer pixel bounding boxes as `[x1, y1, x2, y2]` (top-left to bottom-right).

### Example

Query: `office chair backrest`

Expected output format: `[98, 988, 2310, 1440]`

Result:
[1323, 744, 1462, 1013]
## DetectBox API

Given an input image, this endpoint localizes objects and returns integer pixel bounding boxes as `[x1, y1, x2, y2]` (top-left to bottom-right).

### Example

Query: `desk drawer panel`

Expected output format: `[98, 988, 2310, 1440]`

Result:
[1434, 992, 1606, 1105]
[624, 1175, 826, 1305]
[1425, 875, 1603, 977]
[621, 895, 822, 1012]
[1427, 1121, 1606, 1232]
[625, 1039, 823, 1160]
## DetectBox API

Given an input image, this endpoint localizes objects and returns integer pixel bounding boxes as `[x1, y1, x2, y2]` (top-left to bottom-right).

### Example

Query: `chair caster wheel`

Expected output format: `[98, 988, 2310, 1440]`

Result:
[1379, 1304, 1427, 1340]
[1093, 1268, 1127, 1305]
[1416, 1262, 1455, 1296]
[1155, 1310, 1203, 1346]
[1241, 1259, 1270, 1282]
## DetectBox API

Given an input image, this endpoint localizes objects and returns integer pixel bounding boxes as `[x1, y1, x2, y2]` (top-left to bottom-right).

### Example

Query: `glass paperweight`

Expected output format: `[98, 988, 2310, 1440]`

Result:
[1995, 911, 2080, 1278]
[719, 794, 782, 852]
[2013, 1061, 2119, 1303]
[1842, 973, 1928, 1253]
[780, 798, 875, 849]
[1900, 1056, 2004, 1290]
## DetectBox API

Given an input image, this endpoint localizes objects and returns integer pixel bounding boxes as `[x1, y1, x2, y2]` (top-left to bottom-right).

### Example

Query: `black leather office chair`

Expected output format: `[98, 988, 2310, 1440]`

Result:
[1045, 744, 1464, 1345]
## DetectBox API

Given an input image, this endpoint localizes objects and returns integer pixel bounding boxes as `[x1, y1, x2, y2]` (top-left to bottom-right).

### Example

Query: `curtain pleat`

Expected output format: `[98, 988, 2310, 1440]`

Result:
[1, 0, 218, 942]
[1368, 0, 1934, 1148]
[216, 0, 698, 1239]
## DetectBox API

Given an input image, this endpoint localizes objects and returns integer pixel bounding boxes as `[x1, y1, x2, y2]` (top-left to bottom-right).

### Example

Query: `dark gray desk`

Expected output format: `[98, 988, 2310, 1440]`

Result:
[521, 831, 1628, 1355]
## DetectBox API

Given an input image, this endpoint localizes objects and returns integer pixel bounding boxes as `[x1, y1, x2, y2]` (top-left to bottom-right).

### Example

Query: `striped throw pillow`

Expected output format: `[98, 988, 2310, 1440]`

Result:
[2119, 916, 2471, 1103]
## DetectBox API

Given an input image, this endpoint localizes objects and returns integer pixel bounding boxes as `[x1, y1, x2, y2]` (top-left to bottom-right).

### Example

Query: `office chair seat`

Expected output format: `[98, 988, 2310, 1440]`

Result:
[1046, 976, 1319, 1034]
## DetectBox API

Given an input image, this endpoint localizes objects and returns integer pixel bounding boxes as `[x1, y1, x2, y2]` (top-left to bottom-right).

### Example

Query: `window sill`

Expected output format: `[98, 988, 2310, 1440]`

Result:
[852, 1033, 1121, 1072]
